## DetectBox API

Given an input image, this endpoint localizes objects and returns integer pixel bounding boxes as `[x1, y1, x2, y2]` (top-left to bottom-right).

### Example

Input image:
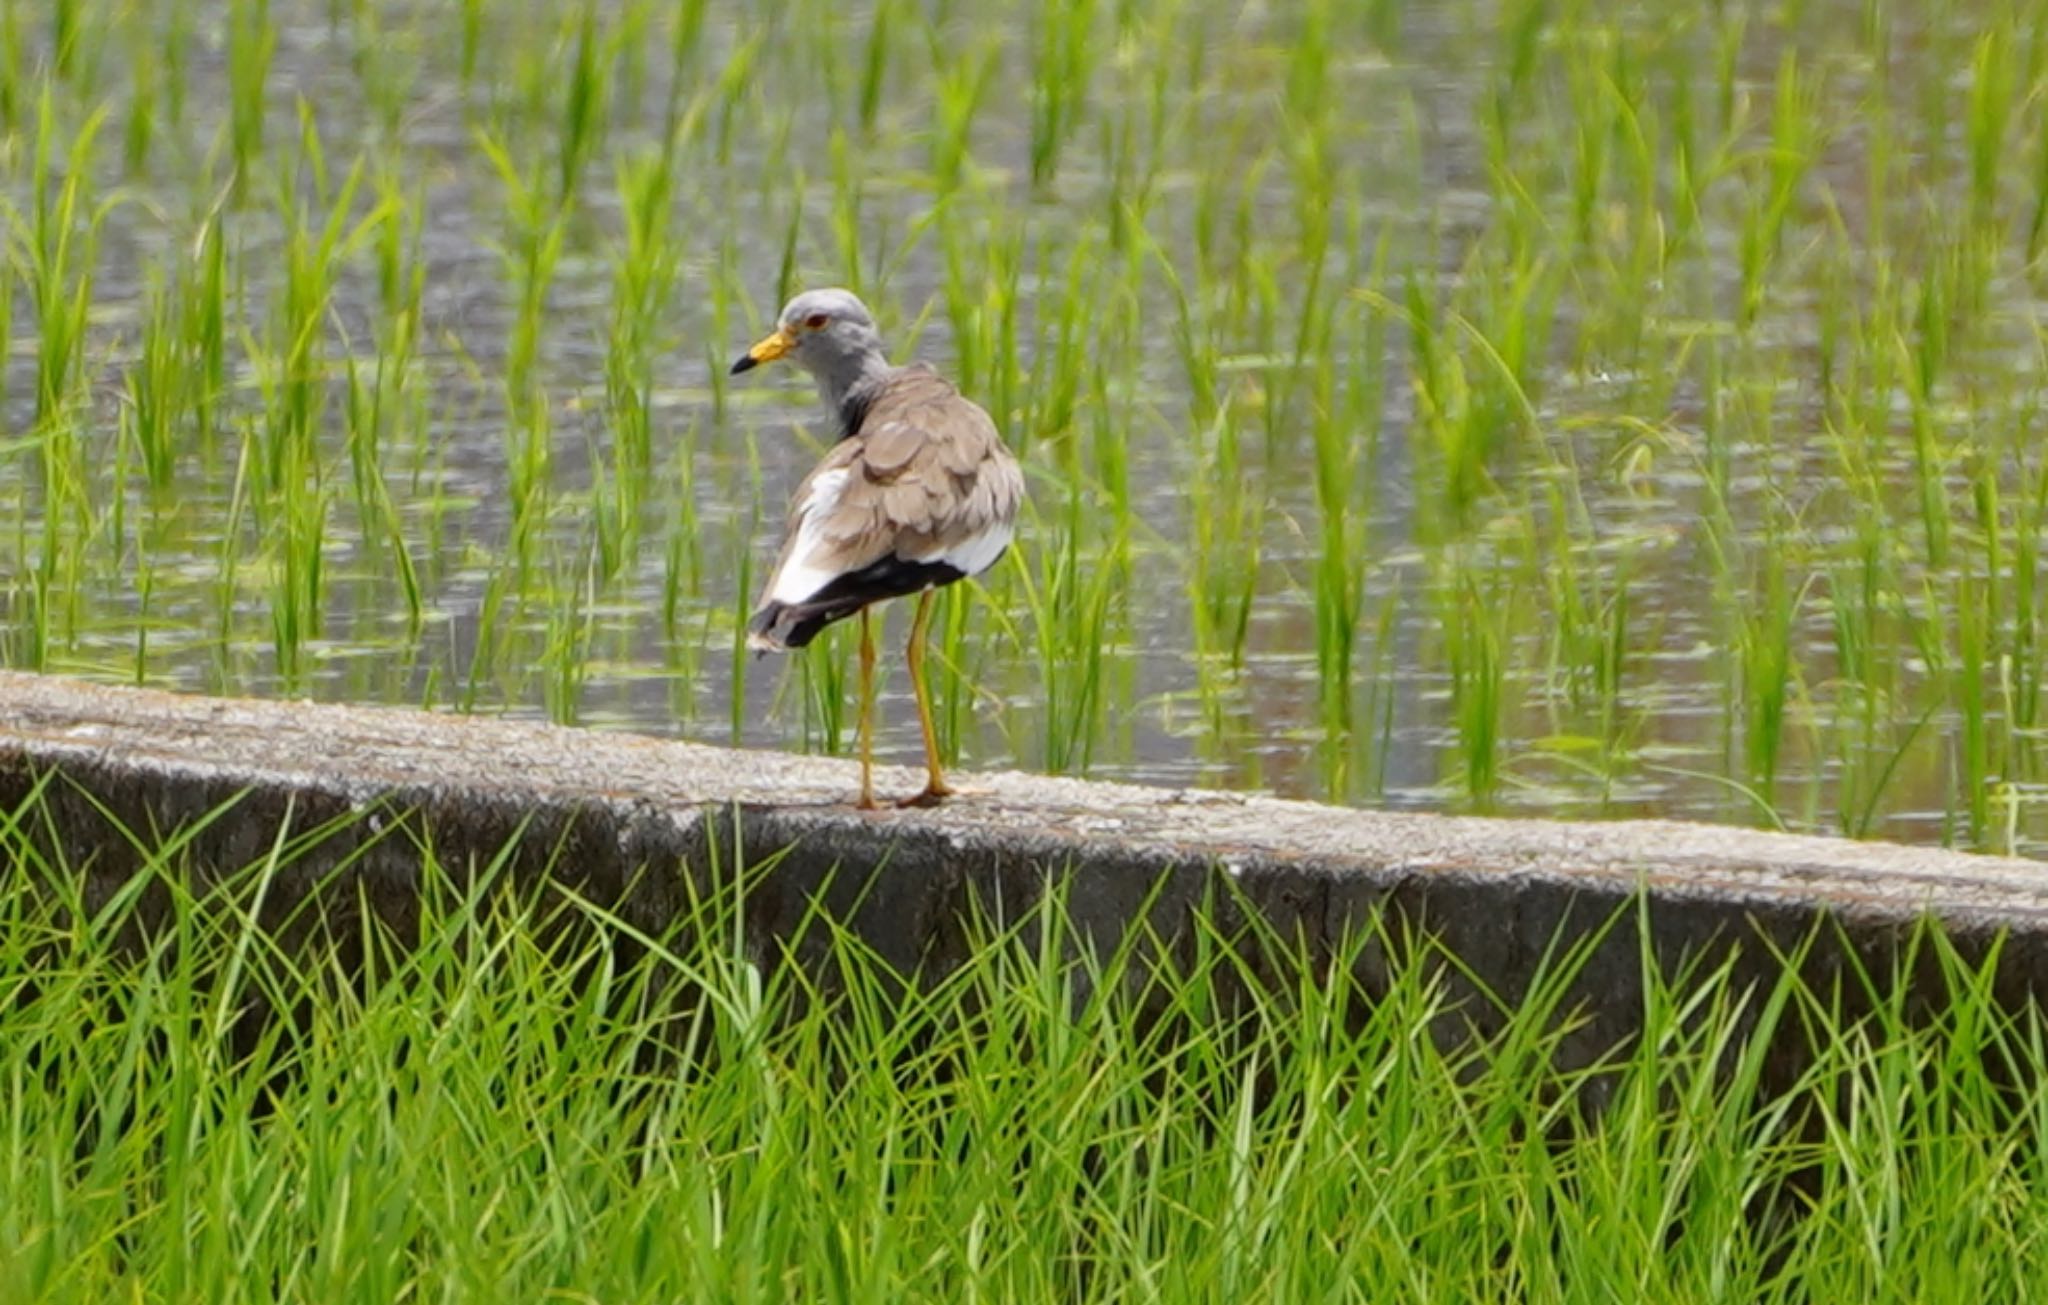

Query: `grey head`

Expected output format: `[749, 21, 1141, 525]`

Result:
[730, 287, 894, 413]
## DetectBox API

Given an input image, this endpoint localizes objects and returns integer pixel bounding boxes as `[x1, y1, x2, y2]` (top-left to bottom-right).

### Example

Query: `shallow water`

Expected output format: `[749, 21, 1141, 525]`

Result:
[4, 0, 2047, 854]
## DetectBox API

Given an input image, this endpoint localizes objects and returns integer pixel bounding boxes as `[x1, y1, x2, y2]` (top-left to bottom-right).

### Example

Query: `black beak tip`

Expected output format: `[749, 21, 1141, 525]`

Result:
[729, 354, 758, 375]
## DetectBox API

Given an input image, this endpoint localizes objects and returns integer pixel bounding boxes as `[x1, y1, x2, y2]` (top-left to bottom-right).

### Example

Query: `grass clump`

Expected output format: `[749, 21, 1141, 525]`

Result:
[1, 789, 2046, 1299]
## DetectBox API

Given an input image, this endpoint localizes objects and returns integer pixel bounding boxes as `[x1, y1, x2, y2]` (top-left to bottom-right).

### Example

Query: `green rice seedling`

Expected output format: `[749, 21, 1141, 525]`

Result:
[14, 94, 111, 670]
[659, 415, 703, 634]
[1162, 220, 1263, 698]
[1095, 33, 1174, 257]
[925, 30, 995, 194]
[0, 1, 20, 133]
[1184, 108, 1263, 289]
[583, 403, 647, 609]
[1815, 478, 1910, 840]
[1308, 309, 1359, 757]
[1370, 281, 1503, 544]
[824, 128, 874, 294]
[226, 0, 275, 189]
[556, 0, 608, 207]
[1536, 500, 1648, 805]
[1349, 586, 1403, 803]
[1736, 535, 1810, 809]
[1018, 490, 1118, 775]
[49, 0, 79, 82]
[477, 129, 568, 420]
[158, 0, 193, 131]
[491, 9, 560, 145]
[126, 512, 159, 684]
[22, 92, 108, 432]
[1736, 50, 1824, 331]
[855, 0, 901, 136]
[585, 406, 636, 590]
[2001, 404, 2047, 761]
[341, 349, 424, 636]
[1560, 26, 1678, 372]
[607, 144, 681, 497]
[342, 0, 418, 143]
[1185, 400, 1260, 685]
[1084, 345, 1134, 546]
[263, 416, 330, 694]
[1659, 40, 1710, 266]
[1308, 234, 1393, 773]
[121, 17, 157, 173]
[368, 162, 426, 338]
[934, 207, 989, 398]
[1560, 22, 1617, 262]
[252, 114, 388, 498]
[1443, 566, 1508, 809]
[1033, 233, 1108, 464]
[203, 427, 252, 690]
[660, 0, 710, 132]
[457, 0, 488, 86]
[0, 217, 9, 423]
[701, 24, 764, 172]
[1951, 568, 2005, 848]
[1027, 0, 1098, 188]
[1905, 307, 1954, 574]
[612, 2, 660, 138]
[540, 554, 598, 724]
[457, 556, 518, 715]
[2031, 132, 2048, 264]
[126, 273, 185, 496]
[475, 134, 565, 577]
[181, 197, 231, 456]
[938, 213, 1028, 430]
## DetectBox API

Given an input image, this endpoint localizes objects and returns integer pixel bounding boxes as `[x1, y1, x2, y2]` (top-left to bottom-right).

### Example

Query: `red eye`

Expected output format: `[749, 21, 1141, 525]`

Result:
[805, 313, 829, 329]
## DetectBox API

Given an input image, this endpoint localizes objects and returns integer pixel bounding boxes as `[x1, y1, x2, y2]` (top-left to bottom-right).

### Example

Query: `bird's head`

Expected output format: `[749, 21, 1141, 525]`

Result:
[731, 288, 884, 377]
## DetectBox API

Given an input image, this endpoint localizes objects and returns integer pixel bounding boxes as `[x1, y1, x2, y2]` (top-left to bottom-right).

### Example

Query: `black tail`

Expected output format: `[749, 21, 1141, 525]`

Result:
[746, 556, 967, 653]
[746, 596, 867, 651]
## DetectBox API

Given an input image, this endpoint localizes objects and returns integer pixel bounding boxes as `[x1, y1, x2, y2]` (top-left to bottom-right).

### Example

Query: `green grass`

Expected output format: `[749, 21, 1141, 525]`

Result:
[3, 787, 2046, 1299]
[4, 0, 2048, 848]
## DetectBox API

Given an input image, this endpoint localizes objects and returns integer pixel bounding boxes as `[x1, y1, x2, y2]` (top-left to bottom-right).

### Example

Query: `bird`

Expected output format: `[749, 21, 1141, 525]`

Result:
[731, 288, 1024, 809]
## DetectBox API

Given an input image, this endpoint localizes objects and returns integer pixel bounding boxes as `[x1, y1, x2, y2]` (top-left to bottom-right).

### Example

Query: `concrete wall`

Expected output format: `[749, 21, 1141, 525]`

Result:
[5, 670, 2047, 1082]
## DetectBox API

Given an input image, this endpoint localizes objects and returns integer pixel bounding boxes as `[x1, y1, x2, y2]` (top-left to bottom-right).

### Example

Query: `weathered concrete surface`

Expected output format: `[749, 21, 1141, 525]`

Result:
[4, 669, 2047, 1076]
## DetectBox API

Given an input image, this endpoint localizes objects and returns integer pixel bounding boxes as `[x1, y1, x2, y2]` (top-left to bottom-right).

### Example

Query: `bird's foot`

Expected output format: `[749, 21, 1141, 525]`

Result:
[895, 781, 955, 809]
[895, 779, 991, 808]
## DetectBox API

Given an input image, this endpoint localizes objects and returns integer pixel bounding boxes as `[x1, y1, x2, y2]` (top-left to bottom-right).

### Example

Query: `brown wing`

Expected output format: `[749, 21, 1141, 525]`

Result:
[756, 367, 1023, 610]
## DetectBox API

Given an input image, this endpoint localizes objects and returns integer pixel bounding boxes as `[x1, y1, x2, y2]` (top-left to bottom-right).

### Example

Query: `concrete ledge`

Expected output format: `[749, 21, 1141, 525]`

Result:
[4, 670, 2047, 1076]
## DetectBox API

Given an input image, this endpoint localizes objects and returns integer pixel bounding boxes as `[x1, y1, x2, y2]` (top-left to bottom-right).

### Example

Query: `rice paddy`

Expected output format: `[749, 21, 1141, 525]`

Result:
[5, 0, 2048, 852]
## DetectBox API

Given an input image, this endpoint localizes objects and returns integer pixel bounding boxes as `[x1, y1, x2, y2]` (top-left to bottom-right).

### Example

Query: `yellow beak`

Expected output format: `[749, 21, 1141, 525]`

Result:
[731, 327, 796, 374]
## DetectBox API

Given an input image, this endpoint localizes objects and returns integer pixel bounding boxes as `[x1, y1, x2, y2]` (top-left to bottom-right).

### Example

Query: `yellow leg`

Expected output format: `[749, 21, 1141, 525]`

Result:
[898, 589, 954, 808]
[856, 607, 878, 810]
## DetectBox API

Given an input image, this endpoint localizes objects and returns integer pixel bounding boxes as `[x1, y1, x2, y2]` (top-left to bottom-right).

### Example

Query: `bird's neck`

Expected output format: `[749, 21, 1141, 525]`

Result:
[817, 353, 895, 438]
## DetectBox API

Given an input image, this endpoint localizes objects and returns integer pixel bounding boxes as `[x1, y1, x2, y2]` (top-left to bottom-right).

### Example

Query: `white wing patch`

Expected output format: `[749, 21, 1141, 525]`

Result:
[767, 468, 850, 605]
[912, 520, 1013, 577]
